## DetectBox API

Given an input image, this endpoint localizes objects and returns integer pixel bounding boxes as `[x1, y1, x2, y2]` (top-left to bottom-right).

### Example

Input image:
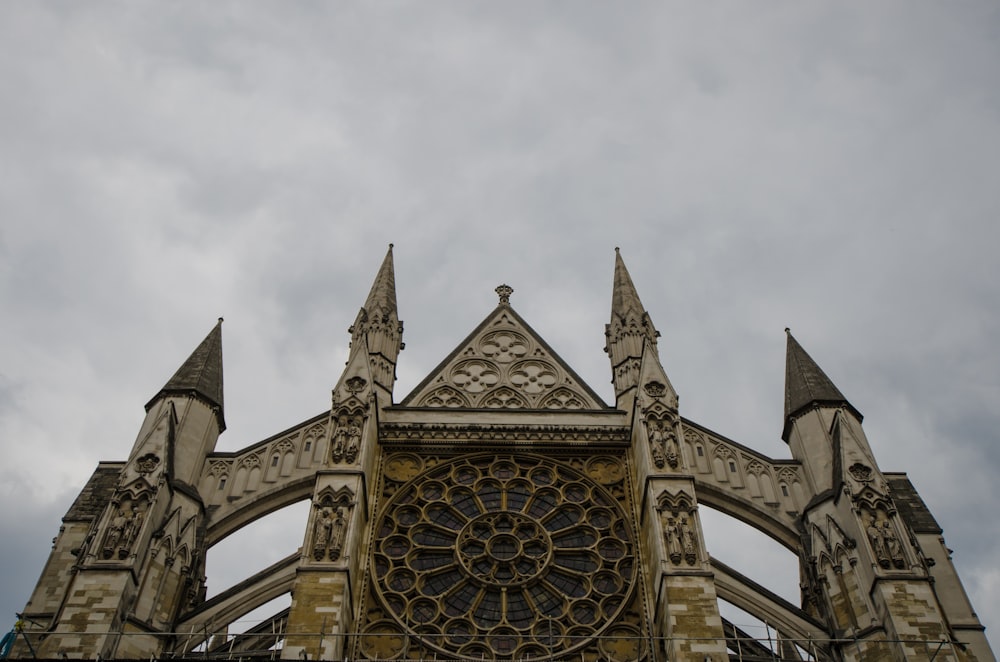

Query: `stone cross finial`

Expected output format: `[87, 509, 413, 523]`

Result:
[495, 284, 513, 306]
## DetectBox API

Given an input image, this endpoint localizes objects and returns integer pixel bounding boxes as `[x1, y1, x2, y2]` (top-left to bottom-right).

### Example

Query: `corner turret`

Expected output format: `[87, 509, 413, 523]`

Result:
[782, 329, 863, 494]
[140, 318, 225, 487]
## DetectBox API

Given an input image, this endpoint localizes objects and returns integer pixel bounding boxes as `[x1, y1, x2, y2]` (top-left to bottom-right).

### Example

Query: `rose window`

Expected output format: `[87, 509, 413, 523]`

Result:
[370, 454, 636, 660]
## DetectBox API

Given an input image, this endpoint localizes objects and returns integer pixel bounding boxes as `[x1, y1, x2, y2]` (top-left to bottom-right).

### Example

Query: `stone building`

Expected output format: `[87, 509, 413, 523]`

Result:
[11, 247, 993, 661]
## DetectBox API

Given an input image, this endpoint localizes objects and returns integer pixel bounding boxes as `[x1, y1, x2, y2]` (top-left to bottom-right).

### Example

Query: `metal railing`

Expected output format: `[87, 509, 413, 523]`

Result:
[7, 627, 972, 661]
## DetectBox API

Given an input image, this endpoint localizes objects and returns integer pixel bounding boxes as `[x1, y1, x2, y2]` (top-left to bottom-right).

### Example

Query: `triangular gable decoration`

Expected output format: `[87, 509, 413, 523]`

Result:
[401, 304, 608, 411]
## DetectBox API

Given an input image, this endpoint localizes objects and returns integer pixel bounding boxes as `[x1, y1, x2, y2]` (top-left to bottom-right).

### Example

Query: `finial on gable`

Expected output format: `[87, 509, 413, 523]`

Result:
[495, 284, 513, 306]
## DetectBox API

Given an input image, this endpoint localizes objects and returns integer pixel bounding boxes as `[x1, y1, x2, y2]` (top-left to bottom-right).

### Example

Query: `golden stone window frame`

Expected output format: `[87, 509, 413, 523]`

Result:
[360, 451, 644, 661]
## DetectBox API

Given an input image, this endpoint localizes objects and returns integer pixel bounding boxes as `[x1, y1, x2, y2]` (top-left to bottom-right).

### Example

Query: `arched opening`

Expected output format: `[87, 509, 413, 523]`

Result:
[700, 504, 801, 605]
[200, 499, 310, 639]
[698, 504, 829, 655]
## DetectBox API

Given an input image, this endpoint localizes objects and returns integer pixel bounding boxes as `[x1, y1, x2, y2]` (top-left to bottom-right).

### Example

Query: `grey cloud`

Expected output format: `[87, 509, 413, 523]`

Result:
[1, 0, 997, 643]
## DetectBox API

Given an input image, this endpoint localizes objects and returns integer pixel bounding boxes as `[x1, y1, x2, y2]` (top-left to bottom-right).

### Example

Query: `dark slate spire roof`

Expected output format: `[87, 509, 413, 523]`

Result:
[783, 329, 852, 420]
[364, 243, 397, 317]
[146, 318, 225, 431]
[611, 247, 648, 323]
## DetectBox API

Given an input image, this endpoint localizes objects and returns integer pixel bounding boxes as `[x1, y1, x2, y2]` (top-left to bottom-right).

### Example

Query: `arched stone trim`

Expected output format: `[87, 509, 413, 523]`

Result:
[205, 477, 316, 546]
[711, 558, 832, 653]
[693, 482, 800, 551]
[175, 553, 299, 652]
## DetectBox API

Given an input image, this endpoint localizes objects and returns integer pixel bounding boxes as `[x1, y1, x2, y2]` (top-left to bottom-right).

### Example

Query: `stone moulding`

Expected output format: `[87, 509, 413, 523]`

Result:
[378, 422, 630, 445]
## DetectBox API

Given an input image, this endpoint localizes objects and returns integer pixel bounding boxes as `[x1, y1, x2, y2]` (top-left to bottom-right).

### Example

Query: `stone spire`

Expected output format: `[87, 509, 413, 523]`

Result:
[605, 248, 663, 401]
[349, 244, 404, 393]
[146, 318, 225, 431]
[611, 247, 650, 325]
[783, 329, 856, 422]
[363, 243, 397, 319]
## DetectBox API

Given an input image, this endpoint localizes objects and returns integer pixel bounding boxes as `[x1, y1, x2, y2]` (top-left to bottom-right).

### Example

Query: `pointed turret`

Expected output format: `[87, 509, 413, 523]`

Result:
[605, 248, 664, 403]
[782, 329, 863, 493]
[362, 243, 398, 320]
[348, 244, 404, 397]
[146, 318, 225, 432]
[611, 247, 651, 326]
[782, 329, 859, 432]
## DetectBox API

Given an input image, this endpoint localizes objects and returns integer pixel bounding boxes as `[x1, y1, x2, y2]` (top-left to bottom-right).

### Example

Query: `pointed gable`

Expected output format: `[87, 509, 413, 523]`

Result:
[401, 300, 609, 411]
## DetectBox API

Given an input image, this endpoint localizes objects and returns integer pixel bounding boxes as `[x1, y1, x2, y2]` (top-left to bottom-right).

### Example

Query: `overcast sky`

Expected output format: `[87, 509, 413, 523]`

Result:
[1, 1, 997, 648]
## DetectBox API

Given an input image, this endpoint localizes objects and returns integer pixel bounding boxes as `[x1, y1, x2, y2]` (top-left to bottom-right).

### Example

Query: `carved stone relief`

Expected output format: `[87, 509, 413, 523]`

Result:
[331, 413, 364, 464]
[345, 376, 367, 393]
[645, 416, 679, 469]
[407, 311, 602, 410]
[311, 488, 354, 563]
[657, 492, 700, 566]
[862, 508, 906, 570]
[101, 496, 148, 560]
[135, 453, 160, 474]
[312, 507, 348, 561]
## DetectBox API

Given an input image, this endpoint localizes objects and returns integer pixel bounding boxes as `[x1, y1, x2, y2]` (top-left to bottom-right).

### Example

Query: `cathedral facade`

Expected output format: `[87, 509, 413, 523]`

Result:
[12, 248, 994, 661]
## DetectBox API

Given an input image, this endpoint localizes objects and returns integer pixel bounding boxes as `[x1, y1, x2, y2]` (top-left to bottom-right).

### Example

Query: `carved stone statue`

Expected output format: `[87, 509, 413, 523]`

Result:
[867, 520, 889, 568]
[119, 505, 144, 559]
[680, 517, 698, 565]
[345, 421, 362, 463]
[648, 421, 666, 469]
[331, 416, 348, 463]
[650, 439, 666, 469]
[329, 508, 347, 560]
[313, 509, 333, 561]
[664, 429, 679, 469]
[882, 521, 905, 568]
[103, 509, 128, 559]
[664, 516, 682, 564]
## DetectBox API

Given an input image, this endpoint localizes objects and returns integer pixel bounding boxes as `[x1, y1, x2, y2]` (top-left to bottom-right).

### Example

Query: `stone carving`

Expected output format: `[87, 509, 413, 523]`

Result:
[480, 330, 528, 364]
[646, 418, 679, 469]
[657, 491, 700, 566]
[407, 309, 601, 410]
[452, 360, 501, 394]
[538, 386, 586, 410]
[662, 514, 698, 566]
[585, 457, 625, 485]
[311, 488, 354, 562]
[679, 517, 698, 565]
[882, 521, 905, 569]
[331, 415, 363, 464]
[865, 511, 905, 569]
[495, 283, 513, 305]
[345, 421, 362, 463]
[135, 453, 160, 474]
[650, 436, 666, 469]
[866, 520, 888, 567]
[644, 381, 667, 397]
[421, 385, 470, 408]
[849, 463, 873, 482]
[509, 360, 557, 395]
[102, 501, 146, 560]
[481, 386, 528, 409]
[208, 461, 229, 477]
[345, 376, 367, 393]
[664, 515, 683, 563]
[384, 455, 422, 482]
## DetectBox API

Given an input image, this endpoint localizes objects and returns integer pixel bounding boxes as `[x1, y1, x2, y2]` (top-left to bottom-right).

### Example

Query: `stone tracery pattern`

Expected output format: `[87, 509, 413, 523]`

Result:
[407, 314, 603, 410]
[367, 453, 637, 661]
